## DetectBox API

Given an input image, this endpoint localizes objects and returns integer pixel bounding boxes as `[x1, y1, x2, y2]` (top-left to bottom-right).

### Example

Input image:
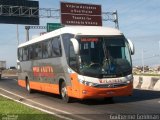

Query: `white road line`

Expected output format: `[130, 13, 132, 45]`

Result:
[3, 77, 8, 78]
[0, 93, 73, 120]
[0, 87, 70, 114]
[0, 88, 92, 120]
[13, 79, 17, 81]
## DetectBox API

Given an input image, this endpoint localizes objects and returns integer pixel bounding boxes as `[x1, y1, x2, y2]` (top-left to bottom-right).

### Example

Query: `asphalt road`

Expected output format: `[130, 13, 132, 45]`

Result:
[0, 77, 160, 120]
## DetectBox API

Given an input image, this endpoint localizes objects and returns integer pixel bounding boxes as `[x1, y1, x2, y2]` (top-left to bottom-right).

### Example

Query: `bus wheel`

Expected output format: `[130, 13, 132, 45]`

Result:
[60, 82, 71, 103]
[26, 80, 32, 93]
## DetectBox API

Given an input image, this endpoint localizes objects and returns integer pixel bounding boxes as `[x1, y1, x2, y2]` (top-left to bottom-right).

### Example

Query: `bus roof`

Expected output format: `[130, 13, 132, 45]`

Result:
[18, 26, 123, 48]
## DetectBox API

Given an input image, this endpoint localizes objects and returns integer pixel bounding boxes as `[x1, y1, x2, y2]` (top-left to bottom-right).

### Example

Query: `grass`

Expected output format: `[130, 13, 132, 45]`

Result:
[0, 96, 58, 120]
[134, 73, 160, 77]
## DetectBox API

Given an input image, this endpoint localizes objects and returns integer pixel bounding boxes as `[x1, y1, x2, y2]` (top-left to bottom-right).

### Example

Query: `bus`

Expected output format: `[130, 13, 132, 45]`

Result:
[17, 26, 135, 102]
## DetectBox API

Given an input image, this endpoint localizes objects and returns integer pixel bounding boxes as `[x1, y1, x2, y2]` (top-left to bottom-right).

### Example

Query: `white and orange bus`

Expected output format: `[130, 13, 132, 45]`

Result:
[17, 26, 134, 102]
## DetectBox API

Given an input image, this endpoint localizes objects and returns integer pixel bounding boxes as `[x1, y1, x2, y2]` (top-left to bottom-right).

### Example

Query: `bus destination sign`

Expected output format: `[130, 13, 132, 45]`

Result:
[61, 2, 102, 26]
[81, 38, 99, 42]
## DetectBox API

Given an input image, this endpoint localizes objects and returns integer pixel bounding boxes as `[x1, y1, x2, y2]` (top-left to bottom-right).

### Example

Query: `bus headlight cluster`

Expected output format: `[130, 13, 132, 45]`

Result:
[79, 79, 98, 87]
[127, 75, 133, 83]
[127, 80, 131, 84]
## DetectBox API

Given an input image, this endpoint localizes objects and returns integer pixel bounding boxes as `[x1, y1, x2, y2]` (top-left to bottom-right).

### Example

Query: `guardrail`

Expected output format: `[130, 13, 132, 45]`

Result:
[133, 75, 160, 91]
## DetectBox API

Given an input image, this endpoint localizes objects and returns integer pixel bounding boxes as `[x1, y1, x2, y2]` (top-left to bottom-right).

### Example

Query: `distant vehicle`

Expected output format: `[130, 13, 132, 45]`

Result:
[0, 61, 6, 79]
[9, 66, 17, 70]
[17, 26, 135, 102]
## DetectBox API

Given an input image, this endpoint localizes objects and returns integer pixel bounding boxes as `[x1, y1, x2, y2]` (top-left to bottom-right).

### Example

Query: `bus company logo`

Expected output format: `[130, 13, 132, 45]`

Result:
[99, 79, 122, 84]
[32, 66, 54, 78]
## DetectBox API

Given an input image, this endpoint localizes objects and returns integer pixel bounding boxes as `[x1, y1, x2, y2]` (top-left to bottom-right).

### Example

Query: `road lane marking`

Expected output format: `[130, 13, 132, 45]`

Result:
[3, 77, 8, 78]
[0, 87, 92, 120]
[1, 77, 17, 81]
[13, 79, 17, 81]
[0, 93, 73, 120]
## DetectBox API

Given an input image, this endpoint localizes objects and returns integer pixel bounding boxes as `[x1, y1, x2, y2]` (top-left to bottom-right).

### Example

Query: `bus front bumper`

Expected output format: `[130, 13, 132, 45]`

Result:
[78, 83, 133, 99]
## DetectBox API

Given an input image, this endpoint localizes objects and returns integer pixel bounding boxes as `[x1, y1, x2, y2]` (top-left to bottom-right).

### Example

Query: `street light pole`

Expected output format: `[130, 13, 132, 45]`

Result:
[25, 26, 30, 41]
[142, 49, 144, 73]
[159, 41, 160, 53]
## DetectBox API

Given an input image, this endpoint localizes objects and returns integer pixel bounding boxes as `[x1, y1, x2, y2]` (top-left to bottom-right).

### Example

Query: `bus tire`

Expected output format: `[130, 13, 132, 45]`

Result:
[26, 80, 33, 93]
[60, 82, 71, 103]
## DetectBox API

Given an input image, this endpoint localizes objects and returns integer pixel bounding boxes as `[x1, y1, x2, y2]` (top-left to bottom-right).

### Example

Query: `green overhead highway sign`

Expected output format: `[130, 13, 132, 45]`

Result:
[47, 23, 63, 32]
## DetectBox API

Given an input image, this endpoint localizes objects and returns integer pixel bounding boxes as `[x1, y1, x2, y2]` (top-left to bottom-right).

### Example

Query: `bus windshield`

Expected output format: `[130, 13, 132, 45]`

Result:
[78, 36, 132, 78]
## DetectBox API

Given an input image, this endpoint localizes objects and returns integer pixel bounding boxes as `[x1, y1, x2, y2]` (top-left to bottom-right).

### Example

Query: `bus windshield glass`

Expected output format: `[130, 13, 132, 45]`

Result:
[78, 36, 132, 78]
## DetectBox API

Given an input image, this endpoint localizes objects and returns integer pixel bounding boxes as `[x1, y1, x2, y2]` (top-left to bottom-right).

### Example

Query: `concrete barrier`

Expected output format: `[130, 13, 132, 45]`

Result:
[141, 76, 152, 90]
[148, 77, 159, 90]
[153, 79, 160, 91]
[136, 76, 143, 89]
[133, 75, 160, 91]
[133, 76, 140, 88]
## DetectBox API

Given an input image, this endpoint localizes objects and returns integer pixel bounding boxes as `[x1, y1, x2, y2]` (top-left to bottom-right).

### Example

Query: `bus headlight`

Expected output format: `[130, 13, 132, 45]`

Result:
[79, 79, 98, 87]
[126, 75, 133, 84]
[127, 80, 131, 84]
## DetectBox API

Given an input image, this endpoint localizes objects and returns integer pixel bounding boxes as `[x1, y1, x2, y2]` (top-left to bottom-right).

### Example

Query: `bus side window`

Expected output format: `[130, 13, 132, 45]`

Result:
[69, 41, 77, 71]
[29, 45, 34, 60]
[22, 47, 29, 61]
[52, 37, 61, 57]
[47, 40, 52, 58]
[42, 41, 49, 58]
[34, 43, 42, 59]
[18, 48, 23, 61]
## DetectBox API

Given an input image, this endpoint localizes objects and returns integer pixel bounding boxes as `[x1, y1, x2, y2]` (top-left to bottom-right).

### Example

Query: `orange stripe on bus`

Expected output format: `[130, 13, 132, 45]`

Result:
[18, 78, 133, 99]
[18, 80, 59, 94]
[67, 73, 133, 99]
[67, 73, 80, 98]
[78, 83, 133, 99]
[18, 80, 26, 87]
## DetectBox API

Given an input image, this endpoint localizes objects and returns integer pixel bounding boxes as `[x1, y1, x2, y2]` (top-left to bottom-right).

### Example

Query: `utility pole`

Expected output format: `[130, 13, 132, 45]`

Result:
[102, 10, 119, 29]
[113, 10, 119, 29]
[16, 24, 19, 45]
[159, 41, 160, 53]
[142, 49, 145, 73]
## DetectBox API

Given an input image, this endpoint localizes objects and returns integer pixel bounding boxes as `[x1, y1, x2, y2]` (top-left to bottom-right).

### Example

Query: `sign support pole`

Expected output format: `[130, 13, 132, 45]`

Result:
[16, 24, 19, 45]
[25, 26, 30, 41]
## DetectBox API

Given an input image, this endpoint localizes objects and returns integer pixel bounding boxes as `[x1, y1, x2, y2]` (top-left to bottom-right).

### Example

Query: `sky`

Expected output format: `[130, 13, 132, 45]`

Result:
[0, 0, 160, 67]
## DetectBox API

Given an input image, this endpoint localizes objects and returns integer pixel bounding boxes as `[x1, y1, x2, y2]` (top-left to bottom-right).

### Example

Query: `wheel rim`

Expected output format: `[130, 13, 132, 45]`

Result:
[27, 82, 30, 91]
[61, 86, 67, 98]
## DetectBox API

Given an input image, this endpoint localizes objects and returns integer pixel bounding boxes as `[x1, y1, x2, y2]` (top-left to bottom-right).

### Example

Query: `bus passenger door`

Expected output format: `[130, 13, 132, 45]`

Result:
[69, 41, 80, 98]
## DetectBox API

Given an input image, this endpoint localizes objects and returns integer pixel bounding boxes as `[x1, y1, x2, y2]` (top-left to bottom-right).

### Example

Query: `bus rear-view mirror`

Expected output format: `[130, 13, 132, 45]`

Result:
[70, 38, 79, 54]
[127, 39, 135, 55]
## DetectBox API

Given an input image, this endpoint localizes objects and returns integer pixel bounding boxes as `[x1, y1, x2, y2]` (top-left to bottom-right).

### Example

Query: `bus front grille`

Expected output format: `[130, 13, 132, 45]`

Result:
[94, 83, 128, 88]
